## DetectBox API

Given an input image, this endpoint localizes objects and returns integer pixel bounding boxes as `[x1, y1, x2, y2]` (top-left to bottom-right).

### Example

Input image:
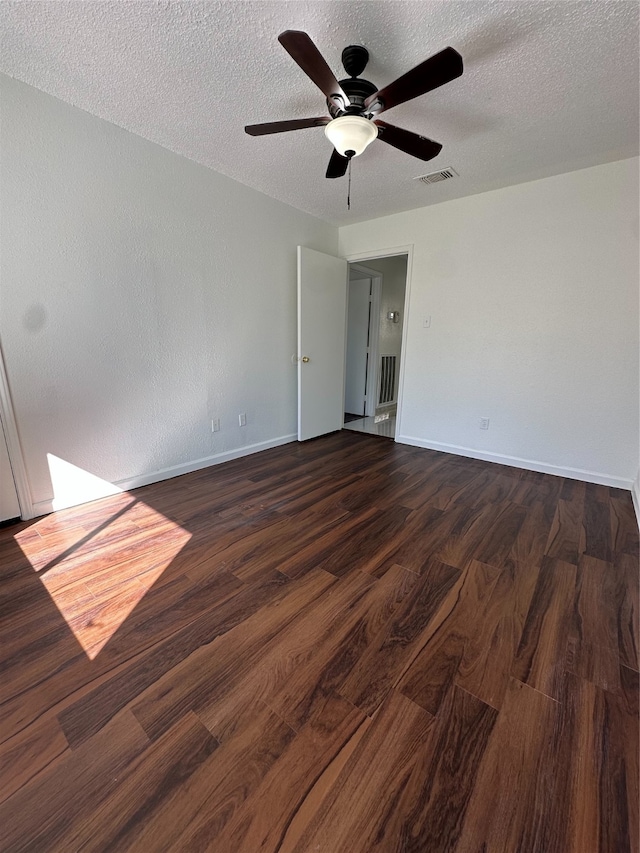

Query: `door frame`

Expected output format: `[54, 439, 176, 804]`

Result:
[0, 343, 34, 519]
[343, 245, 413, 442]
[348, 263, 382, 418]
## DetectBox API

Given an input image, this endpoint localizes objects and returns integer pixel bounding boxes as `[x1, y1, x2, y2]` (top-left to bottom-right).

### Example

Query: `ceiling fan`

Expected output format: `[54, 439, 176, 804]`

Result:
[245, 30, 463, 179]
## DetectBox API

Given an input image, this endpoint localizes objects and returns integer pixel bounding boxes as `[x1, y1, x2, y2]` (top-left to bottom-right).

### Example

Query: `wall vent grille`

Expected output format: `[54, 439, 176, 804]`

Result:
[379, 355, 397, 405]
[416, 167, 458, 185]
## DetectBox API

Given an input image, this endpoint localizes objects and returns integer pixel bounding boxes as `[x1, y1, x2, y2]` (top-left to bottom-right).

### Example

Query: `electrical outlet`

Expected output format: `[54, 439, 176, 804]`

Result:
[479, 417, 490, 430]
[239, 413, 247, 427]
[211, 418, 220, 433]
[423, 316, 431, 328]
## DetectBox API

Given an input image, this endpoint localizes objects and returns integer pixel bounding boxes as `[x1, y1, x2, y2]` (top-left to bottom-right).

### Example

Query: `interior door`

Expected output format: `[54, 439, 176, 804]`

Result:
[297, 246, 348, 441]
[0, 416, 20, 522]
[344, 276, 371, 416]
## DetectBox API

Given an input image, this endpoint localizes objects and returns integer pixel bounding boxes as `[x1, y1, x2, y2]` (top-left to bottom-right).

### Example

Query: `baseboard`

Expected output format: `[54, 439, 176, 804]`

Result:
[396, 434, 634, 490]
[30, 433, 298, 517]
[632, 472, 640, 529]
[115, 433, 298, 492]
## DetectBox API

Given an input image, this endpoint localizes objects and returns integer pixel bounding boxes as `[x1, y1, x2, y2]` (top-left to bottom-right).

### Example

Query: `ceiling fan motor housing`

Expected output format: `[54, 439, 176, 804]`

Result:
[325, 44, 379, 118]
[328, 77, 378, 117]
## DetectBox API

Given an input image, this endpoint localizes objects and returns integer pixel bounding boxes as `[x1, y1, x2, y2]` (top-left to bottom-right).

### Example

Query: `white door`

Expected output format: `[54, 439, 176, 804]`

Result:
[297, 246, 348, 441]
[0, 416, 20, 522]
[344, 276, 371, 416]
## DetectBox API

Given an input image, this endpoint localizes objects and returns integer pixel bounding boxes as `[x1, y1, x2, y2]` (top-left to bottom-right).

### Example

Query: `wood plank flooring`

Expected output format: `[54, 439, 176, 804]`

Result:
[0, 430, 638, 852]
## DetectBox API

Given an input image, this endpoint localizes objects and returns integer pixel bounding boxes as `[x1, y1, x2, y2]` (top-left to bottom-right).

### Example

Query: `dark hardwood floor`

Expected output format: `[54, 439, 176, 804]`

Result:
[0, 431, 638, 852]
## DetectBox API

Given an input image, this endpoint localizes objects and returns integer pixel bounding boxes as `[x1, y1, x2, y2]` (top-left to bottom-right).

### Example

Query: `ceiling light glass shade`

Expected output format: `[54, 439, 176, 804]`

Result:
[324, 115, 378, 157]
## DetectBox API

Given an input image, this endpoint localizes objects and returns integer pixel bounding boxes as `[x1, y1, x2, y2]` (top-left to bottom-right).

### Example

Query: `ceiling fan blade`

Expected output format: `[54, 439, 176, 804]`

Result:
[375, 121, 442, 161]
[326, 149, 349, 179]
[245, 117, 330, 136]
[278, 30, 350, 109]
[365, 47, 463, 113]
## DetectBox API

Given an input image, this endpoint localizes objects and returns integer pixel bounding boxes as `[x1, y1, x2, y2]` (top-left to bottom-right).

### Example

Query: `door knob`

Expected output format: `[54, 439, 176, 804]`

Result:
[302, 356, 310, 363]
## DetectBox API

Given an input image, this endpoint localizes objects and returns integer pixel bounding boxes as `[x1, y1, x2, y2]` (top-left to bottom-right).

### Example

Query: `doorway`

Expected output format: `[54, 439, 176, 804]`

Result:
[343, 254, 408, 440]
[344, 264, 381, 420]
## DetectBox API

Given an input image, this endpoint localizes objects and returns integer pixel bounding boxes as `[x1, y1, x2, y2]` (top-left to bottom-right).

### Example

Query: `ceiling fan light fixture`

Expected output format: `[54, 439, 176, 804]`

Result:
[324, 115, 378, 158]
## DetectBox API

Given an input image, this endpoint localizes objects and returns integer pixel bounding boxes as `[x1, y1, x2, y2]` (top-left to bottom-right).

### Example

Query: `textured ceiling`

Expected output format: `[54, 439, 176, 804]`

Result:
[1, 1, 638, 225]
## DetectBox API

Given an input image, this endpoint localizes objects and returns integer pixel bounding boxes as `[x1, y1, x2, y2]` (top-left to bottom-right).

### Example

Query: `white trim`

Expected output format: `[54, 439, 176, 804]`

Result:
[632, 471, 640, 528]
[0, 344, 35, 519]
[343, 245, 413, 442]
[30, 433, 297, 518]
[344, 245, 415, 263]
[396, 434, 634, 490]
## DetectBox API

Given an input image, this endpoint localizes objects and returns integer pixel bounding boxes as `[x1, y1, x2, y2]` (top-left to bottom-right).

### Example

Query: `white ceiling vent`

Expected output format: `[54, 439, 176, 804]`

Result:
[416, 167, 458, 185]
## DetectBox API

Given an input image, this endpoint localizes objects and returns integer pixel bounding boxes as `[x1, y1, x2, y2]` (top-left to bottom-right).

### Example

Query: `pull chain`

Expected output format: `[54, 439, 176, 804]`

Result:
[347, 157, 352, 211]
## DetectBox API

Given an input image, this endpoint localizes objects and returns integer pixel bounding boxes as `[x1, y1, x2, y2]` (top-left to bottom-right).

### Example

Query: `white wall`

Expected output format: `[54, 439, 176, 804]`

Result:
[340, 158, 640, 488]
[0, 75, 337, 514]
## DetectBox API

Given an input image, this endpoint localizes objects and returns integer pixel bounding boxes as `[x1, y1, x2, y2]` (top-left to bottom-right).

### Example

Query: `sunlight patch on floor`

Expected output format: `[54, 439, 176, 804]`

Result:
[15, 459, 192, 659]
